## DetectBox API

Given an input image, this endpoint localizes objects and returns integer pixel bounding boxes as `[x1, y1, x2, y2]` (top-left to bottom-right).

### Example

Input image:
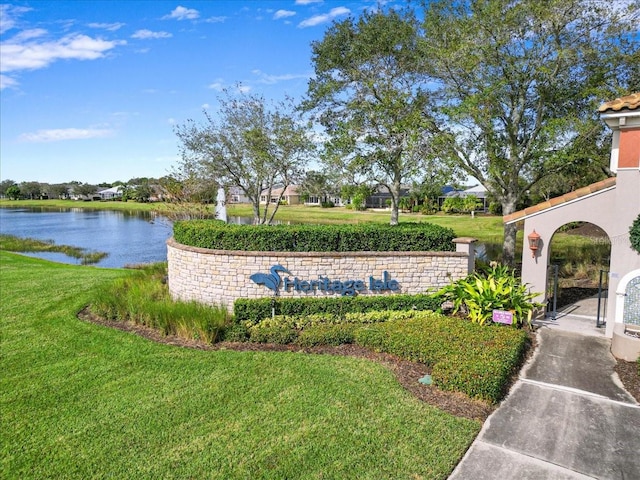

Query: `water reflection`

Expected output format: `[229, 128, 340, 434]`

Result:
[475, 242, 502, 263]
[0, 207, 171, 268]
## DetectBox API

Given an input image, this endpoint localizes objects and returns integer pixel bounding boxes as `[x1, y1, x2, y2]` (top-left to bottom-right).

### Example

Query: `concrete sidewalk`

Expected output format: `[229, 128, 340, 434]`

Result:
[449, 321, 640, 479]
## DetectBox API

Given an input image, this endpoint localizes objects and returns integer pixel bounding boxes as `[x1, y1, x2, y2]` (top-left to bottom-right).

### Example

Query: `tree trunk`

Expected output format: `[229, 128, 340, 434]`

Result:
[251, 201, 261, 225]
[501, 196, 518, 266]
[389, 178, 401, 226]
[390, 200, 399, 225]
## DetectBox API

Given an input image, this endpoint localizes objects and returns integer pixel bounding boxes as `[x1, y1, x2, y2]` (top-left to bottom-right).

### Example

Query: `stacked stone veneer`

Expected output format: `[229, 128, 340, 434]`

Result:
[167, 237, 476, 311]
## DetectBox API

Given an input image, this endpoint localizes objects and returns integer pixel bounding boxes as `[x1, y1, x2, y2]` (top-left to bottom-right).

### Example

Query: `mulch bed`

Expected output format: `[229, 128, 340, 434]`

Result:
[615, 360, 640, 403]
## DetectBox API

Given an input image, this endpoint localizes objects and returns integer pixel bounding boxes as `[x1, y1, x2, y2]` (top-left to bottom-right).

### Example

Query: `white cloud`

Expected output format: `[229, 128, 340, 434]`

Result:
[88, 22, 125, 31]
[295, 0, 324, 5]
[19, 128, 114, 142]
[201, 103, 210, 109]
[0, 4, 32, 35]
[0, 33, 125, 73]
[204, 16, 227, 23]
[237, 84, 251, 94]
[298, 6, 350, 28]
[274, 10, 296, 20]
[252, 69, 311, 84]
[208, 80, 225, 91]
[0, 74, 19, 90]
[131, 29, 172, 39]
[163, 6, 200, 21]
[10, 28, 47, 42]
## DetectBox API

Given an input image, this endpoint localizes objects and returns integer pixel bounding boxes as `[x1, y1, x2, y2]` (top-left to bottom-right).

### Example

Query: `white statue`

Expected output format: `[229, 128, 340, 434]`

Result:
[215, 187, 227, 223]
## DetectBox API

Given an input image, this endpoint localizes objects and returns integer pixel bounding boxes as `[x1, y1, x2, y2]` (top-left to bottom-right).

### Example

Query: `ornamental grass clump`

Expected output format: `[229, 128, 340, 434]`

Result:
[434, 264, 543, 327]
[90, 263, 230, 343]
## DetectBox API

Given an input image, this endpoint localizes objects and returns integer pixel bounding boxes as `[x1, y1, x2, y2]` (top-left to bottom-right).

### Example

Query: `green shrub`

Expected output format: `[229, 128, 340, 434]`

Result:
[353, 312, 529, 402]
[434, 264, 543, 327]
[247, 313, 335, 331]
[248, 325, 298, 344]
[630, 214, 640, 254]
[352, 192, 367, 211]
[173, 222, 456, 253]
[432, 330, 528, 402]
[441, 197, 465, 214]
[263, 302, 523, 402]
[248, 309, 425, 334]
[234, 293, 443, 325]
[296, 324, 357, 347]
[221, 323, 249, 342]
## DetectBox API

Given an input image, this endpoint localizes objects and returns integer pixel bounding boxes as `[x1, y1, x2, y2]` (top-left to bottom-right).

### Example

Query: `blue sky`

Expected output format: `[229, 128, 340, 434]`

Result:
[1, 0, 395, 185]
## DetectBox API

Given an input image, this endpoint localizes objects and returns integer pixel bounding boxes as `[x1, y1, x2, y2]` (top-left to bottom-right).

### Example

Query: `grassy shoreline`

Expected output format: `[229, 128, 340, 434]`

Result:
[0, 234, 108, 265]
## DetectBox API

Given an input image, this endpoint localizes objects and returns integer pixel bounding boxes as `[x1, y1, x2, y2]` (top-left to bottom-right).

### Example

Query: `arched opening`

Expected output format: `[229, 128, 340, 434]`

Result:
[547, 222, 612, 316]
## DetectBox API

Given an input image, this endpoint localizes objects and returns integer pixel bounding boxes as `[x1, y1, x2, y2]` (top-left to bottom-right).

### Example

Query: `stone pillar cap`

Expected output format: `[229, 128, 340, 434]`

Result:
[453, 237, 478, 244]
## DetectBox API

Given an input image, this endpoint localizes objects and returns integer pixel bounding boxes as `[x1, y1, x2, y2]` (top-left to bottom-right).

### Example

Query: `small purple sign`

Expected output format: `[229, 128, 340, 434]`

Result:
[492, 310, 513, 325]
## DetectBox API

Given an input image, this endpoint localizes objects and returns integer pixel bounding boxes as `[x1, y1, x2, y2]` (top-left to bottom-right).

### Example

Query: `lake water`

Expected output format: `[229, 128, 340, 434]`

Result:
[0, 207, 174, 268]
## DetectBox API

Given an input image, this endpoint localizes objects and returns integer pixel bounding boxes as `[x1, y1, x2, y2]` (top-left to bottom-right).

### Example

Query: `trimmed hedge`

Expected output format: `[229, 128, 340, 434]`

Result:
[173, 221, 456, 252]
[296, 324, 357, 347]
[240, 310, 528, 403]
[248, 310, 426, 331]
[234, 293, 443, 325]
[354, 315, 529, 403]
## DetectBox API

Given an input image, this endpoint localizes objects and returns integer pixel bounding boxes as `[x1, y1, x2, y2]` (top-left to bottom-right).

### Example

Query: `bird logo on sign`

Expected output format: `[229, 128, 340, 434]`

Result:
[250, 265, 291, 295]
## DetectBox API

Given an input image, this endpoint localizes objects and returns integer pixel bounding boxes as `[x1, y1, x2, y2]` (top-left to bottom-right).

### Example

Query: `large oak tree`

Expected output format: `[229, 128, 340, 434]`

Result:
[421, 0, 639, 264]
[305, 9, 457, 225]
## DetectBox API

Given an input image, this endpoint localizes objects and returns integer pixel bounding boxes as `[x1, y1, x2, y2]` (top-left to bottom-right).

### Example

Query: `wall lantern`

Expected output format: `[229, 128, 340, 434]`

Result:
[528, 230, 541, 258]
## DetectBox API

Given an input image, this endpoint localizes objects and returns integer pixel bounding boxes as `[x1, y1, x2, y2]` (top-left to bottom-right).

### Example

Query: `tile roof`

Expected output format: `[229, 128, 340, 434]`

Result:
[264, 185, 300, 196]
[503, 177, 616, 224]
[598, 93, 640, 113]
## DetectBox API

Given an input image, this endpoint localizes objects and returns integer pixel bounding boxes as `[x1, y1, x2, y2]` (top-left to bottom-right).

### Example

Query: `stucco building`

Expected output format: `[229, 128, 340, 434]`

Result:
[504, 93, 640, 349]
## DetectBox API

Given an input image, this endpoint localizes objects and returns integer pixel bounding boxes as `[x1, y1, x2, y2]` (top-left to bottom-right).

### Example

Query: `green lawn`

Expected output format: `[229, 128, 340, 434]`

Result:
[0, 198, 159, 212]
[1, 252, 480, 479]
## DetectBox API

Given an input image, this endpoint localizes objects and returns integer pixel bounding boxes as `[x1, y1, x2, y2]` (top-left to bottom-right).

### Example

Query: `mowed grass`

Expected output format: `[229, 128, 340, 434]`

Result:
[1, 252, 480, 480]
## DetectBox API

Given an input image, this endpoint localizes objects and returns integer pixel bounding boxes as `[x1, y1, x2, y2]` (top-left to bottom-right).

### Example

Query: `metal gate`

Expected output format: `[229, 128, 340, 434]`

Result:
[546, 264, 559, 321]
[596, 269, 609, 328]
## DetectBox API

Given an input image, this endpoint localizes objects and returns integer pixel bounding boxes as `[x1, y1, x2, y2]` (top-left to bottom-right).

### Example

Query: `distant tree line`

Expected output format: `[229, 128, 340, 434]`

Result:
[0, 178, 163, 203]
